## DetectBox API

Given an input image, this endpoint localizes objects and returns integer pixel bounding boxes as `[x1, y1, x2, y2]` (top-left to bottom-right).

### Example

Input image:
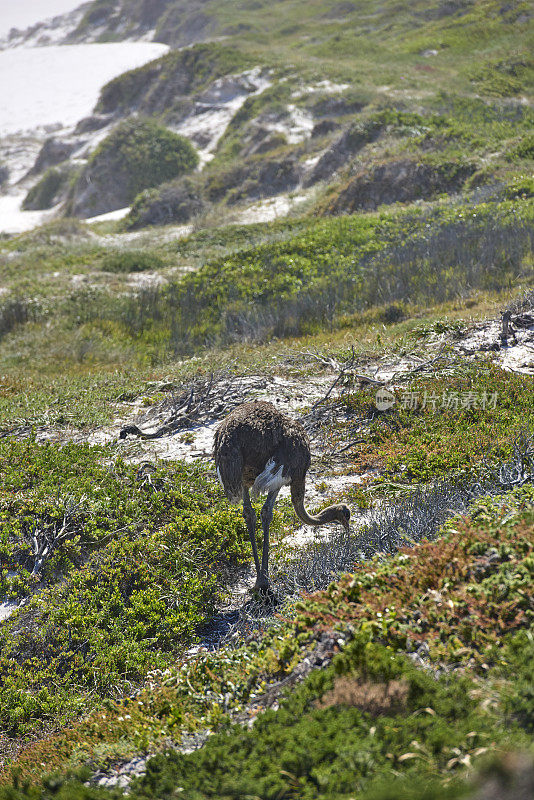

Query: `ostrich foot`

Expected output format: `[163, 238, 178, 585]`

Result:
[253, 576, 270, 592]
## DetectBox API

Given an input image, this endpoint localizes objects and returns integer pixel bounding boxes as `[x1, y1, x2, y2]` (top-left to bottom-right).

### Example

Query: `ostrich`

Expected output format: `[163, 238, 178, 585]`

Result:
[214, 401, 351, 591]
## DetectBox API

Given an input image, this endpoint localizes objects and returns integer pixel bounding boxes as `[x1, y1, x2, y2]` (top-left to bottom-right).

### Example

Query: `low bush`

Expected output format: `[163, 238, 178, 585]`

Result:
[127, 177, 205, 229]
[100, 250, 166, 273]
[0, 440, 248, 736]
[22, 166, 73, 211]
[69, 119, 199, 217]
[504, 175, 534, 200]
[506, 133, 534, 162]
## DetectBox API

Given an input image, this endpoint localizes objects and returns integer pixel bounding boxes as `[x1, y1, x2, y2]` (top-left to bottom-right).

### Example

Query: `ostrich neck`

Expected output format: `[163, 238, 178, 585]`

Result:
[291, 480, 334, 527]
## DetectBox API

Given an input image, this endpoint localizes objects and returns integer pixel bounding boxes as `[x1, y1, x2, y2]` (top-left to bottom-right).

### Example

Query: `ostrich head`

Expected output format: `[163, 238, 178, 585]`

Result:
[319, 503, 351, 531]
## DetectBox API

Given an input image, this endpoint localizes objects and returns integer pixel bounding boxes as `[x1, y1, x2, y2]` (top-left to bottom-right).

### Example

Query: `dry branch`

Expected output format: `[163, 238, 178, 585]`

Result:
[119, 372, 269, 442]
[24, 495, 86, 578]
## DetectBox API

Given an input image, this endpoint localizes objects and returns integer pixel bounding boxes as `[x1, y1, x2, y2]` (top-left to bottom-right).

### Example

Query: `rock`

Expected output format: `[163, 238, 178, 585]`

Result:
[305, 119, 382, 186]
[74, 114, 114, 134]
[311, 119, 340, 138]
[28, 137, 77, 176]
[324, 158, 476, 213]
[0, 164, 8, 186]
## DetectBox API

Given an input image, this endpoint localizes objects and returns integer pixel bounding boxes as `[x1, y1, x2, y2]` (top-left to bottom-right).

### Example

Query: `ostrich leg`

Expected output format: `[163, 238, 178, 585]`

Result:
[259, 489, 279, 589]
[242, 488, 261, 581]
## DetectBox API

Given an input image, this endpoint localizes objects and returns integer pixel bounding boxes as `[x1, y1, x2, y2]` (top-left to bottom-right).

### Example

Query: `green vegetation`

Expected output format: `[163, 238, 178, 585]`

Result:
[0, 196, 532, 370]
[0, 440, 248, 736]
[69, 119, 198, 217]
[88, 118, 198, 197]
[334, 363, 534, 486]
[470, 54, 534, 97]
[22, 166, 74, 211]
[100, 250, 165, 273]
[120, 635, 534, 800]
[1, 0, 534, 791]
[96, 199, 534, 356]
[2, 490, 533, 796]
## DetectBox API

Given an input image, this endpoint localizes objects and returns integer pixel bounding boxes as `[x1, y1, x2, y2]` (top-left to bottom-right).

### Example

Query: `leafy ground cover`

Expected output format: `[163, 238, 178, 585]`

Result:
[2, 488, 532, 795]
[0, 442, 249, 738]
[1, 197, 531, 372]
[331, 362, 534, 490]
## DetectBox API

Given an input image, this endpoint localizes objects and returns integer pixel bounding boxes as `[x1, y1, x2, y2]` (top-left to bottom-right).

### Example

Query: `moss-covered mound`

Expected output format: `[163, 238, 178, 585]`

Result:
[323, 158, 476, 215]
[69, 119, 199, 218]
[127, 176, 205, 229]
[23, 166, 75, 211]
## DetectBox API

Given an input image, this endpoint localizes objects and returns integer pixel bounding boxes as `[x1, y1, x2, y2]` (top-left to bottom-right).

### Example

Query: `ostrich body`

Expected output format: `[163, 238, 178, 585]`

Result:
[214, 401, 351, 590]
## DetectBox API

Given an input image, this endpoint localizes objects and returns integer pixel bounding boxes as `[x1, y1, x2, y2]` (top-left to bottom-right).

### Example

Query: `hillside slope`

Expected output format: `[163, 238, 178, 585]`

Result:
[6, 0, 532, 227]
[0, 0, 533, 795]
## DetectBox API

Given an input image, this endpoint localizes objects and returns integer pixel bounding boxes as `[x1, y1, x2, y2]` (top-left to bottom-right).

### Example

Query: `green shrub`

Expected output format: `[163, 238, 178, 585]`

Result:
[127, 176, 205, 229]
[470, 55, 534, 97]
[100, 250, 165, 273]
[507, 133, 534, 161]
[70, 118, 199, 216]
[103, 636, 529, 799]
[91, 119, 198, 197]
[503, 175, 534, 200]
[0, 440, 248, 735]
[22, 167, 71, 211]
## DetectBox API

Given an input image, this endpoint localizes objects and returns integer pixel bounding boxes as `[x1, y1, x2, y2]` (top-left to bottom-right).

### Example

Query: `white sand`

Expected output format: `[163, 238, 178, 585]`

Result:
[0, 600, 19, 623]
[0, 43, 169, 136]
[0, 191, 59, 233]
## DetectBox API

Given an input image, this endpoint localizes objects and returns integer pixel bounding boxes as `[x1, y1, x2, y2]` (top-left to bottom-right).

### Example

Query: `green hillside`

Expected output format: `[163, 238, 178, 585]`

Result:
[0, 0, 533, 795]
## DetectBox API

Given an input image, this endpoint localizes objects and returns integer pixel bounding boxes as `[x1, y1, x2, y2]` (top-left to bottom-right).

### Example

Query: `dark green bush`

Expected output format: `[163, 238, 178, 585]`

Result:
[127, 176, 205, 229]
[22, 167, 71, 211]
[69, 119, 199, 216]
[92, 118, 198, 199]
[105, 636, 529, 799]
[100, 250, 166, 272]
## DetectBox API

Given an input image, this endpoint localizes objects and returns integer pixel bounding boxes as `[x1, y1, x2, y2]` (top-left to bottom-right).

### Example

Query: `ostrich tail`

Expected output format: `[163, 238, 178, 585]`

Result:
[215, 446, 244, 505]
